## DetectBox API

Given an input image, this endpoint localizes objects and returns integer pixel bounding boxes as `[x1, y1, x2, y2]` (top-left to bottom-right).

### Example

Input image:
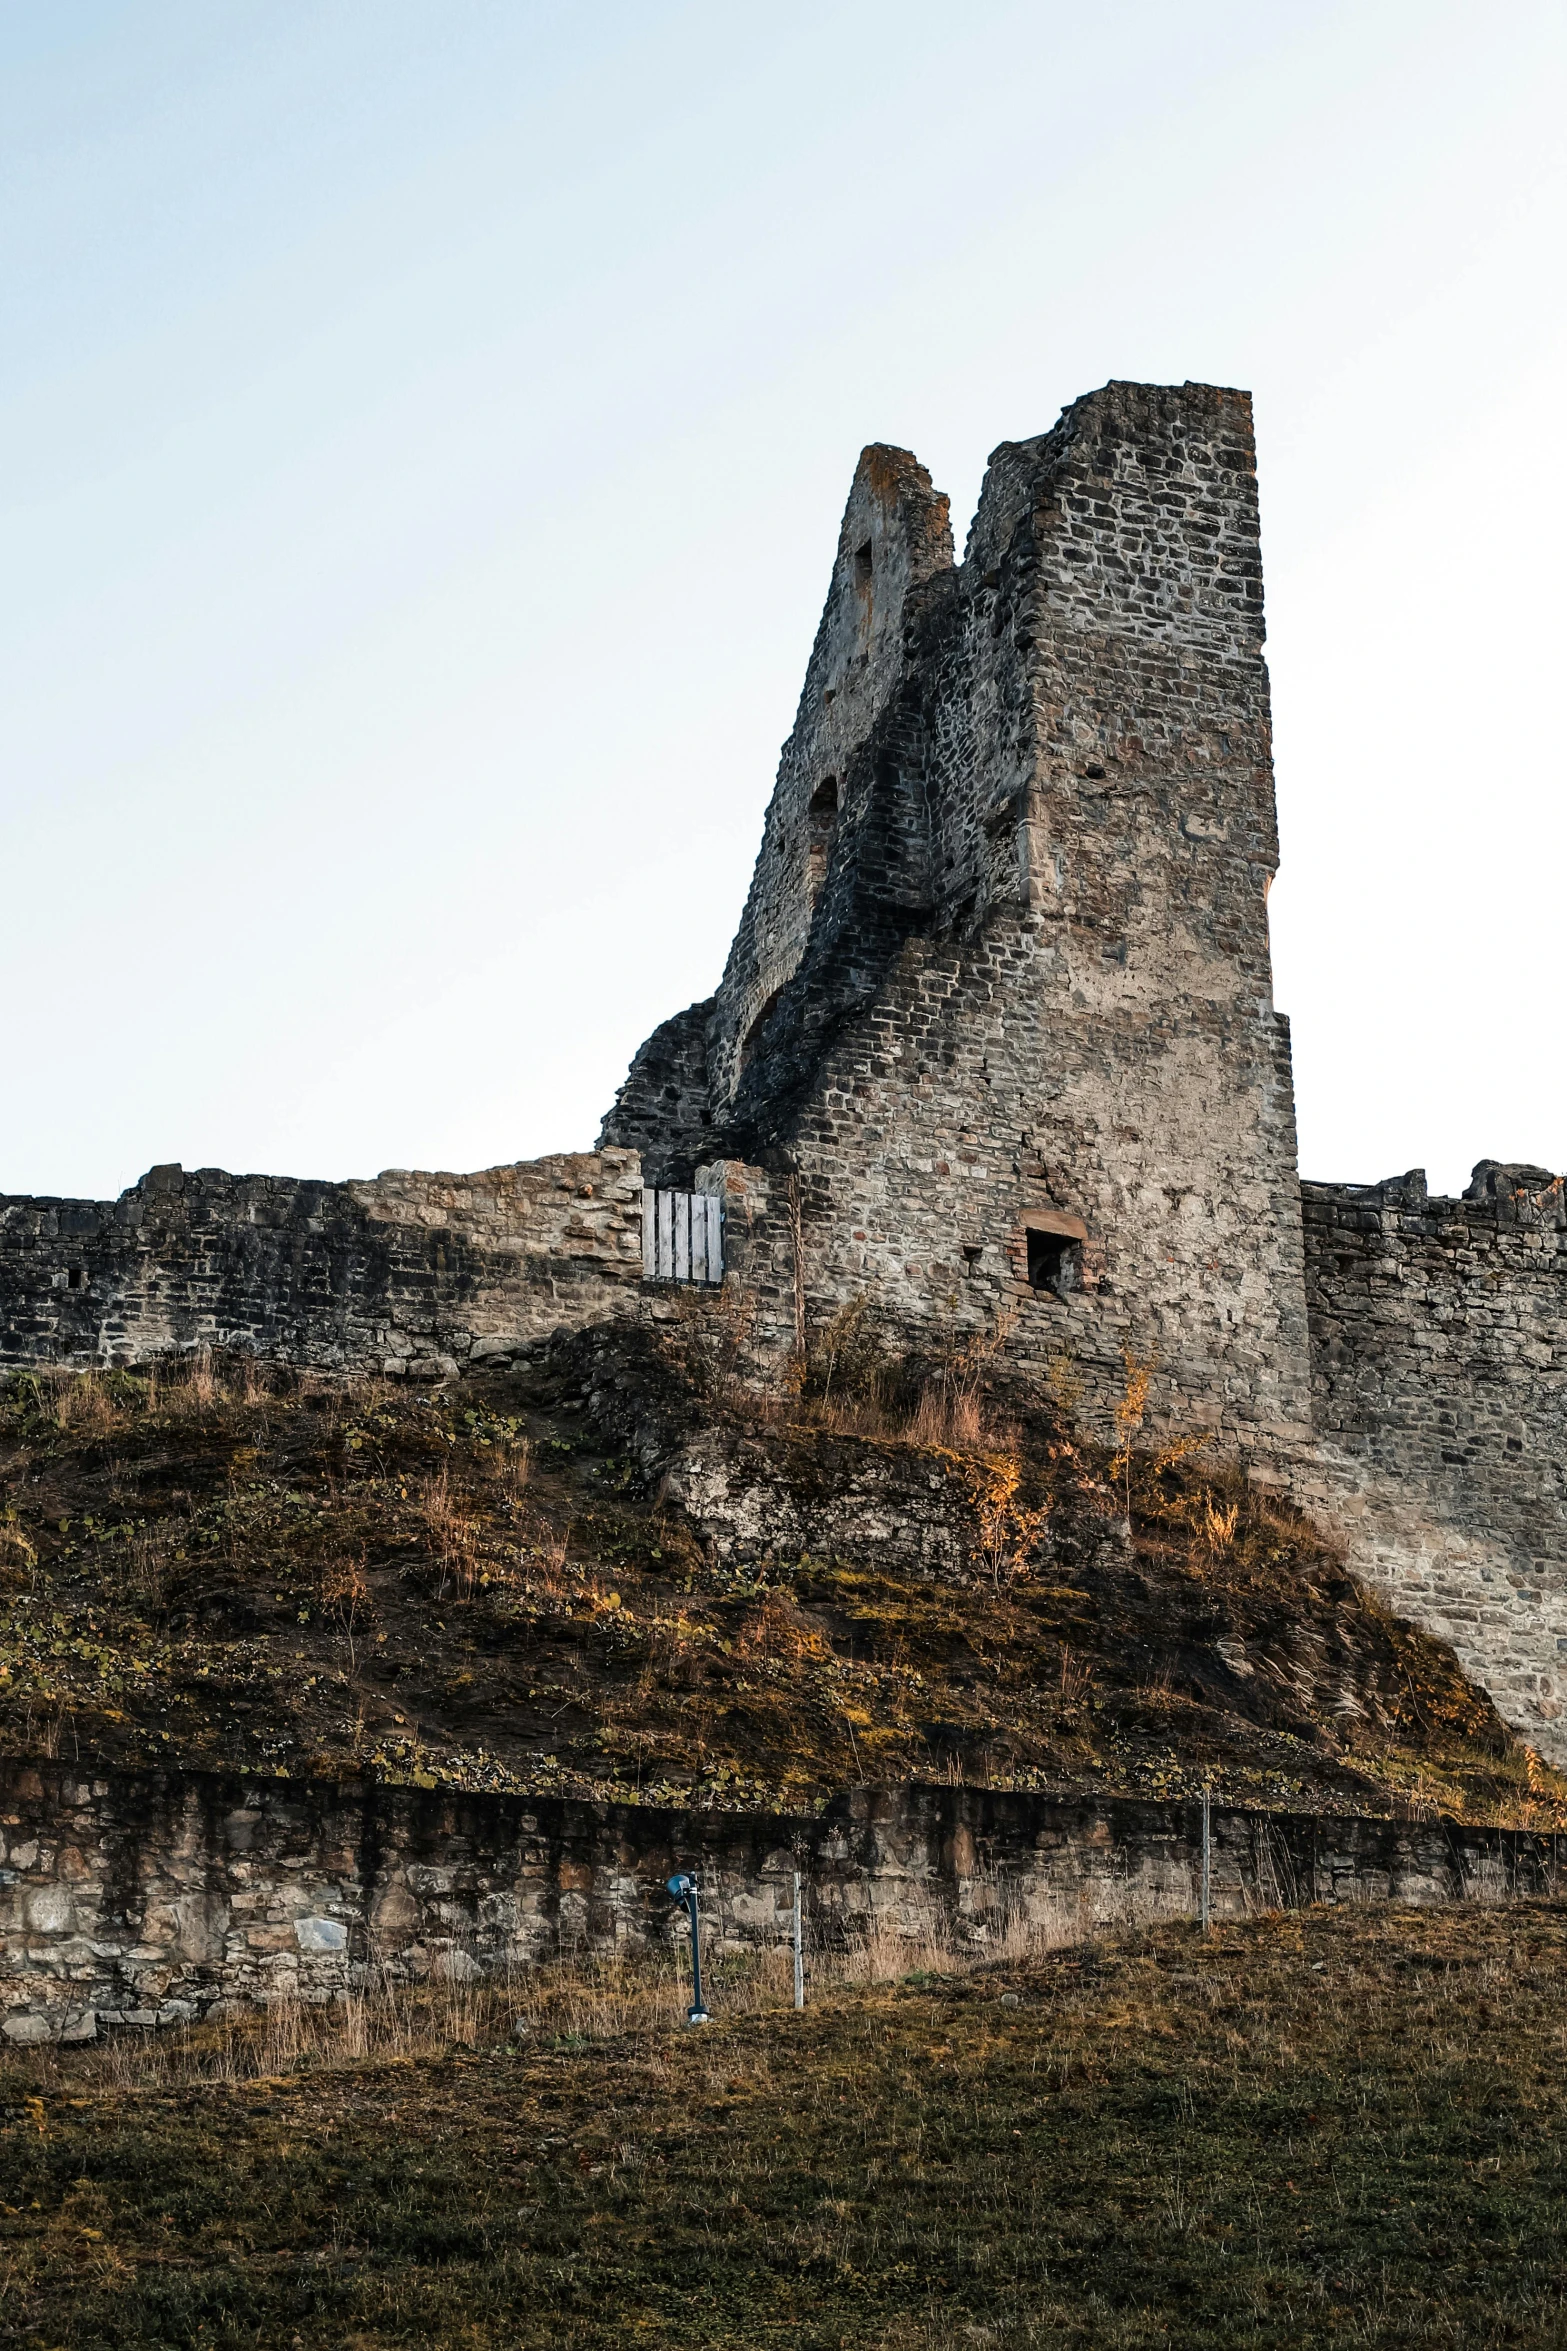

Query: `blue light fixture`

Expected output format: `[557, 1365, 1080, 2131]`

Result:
[666, 1872, 710, 2024]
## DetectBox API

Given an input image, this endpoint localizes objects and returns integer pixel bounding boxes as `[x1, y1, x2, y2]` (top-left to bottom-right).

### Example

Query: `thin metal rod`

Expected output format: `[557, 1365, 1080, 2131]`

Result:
[687, 1887, 707, 2020]
[793, 1871, 805, 2010]
[1200, 1787, 1212, 1936]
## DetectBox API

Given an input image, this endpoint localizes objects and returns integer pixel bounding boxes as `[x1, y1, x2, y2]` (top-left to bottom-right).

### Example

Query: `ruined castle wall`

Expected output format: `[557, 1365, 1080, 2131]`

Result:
[1300, 1165, 1567, 1752]
[702, 445, 955, 1115]
[17, 371, 1567, 1774]
[0, 1151, 647, 1377]
[600, 447, 954, 1183]
[1, 1757, 1556, 2044]
[742, 920, 1308, 1446]
[592, 1000, 715, 1186]
[682, 384, 1312, 1445]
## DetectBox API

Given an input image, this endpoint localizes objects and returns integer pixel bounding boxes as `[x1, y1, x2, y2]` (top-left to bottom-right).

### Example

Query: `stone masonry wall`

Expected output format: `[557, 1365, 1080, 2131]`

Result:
[609, 382, 1314, 1447]
[1299, 1162, 1567, 1756]
[0, 1758, 1557, 2046]
[604, 445, 956, 1183]
[0, 1151, 648, 1377]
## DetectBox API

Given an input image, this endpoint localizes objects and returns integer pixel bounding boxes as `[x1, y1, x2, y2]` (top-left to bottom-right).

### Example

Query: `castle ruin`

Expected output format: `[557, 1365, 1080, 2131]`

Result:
[5, 381, 1566, 1757]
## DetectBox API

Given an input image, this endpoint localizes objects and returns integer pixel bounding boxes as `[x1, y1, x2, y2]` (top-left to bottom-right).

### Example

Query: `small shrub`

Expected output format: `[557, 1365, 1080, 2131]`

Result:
[321, 1553, 374, 1665]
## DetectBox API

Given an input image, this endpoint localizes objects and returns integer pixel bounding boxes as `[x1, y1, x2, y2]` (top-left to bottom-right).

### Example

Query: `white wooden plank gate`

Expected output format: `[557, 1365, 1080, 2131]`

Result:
[641, 1188, 724, 1286]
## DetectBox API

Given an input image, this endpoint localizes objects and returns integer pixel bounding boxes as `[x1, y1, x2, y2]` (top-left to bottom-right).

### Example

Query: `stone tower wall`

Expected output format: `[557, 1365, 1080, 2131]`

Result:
[705, 443, 956, 1120]
[609, 381, 1313, 1443]
[602, 445, 955, 1184]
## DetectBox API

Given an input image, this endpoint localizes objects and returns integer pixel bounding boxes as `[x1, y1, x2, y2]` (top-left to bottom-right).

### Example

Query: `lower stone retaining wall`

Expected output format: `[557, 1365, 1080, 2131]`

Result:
[0, 1759, 1558, 2045]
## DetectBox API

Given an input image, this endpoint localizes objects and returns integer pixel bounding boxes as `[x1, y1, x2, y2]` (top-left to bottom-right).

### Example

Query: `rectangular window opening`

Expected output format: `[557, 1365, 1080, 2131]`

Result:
[1026, 1229, 1080, 1296]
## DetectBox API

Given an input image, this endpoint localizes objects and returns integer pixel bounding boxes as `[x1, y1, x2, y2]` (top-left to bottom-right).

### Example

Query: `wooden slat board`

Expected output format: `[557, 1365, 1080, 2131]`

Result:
[641, 1189, 722, 1286]
[696, 1192, 721, 1283]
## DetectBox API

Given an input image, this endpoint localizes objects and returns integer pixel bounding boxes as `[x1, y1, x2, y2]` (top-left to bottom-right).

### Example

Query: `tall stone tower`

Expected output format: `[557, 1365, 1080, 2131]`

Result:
[604, 381, 1312, 1446]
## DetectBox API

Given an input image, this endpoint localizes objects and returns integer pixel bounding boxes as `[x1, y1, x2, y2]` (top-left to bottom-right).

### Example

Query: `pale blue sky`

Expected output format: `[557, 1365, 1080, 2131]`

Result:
[4, 1, 1564, 1200]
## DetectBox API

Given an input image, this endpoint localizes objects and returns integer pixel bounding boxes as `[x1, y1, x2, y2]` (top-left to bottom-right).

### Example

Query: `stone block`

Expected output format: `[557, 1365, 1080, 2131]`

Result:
[294, 1916, 348, 1954]
[25, 1887, 73, 1935]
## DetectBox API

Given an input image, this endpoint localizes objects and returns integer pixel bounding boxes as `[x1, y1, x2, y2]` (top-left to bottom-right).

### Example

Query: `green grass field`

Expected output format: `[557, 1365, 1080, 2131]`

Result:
[4, 1900, 1566, 2348]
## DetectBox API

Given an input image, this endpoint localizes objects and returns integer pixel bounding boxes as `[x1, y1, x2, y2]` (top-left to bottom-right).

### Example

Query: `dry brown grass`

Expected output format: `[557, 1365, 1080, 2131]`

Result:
[498, 1431, 533, 1503]
[1199, 1494, 1241, 1552]
[139, 1348, 223, 1421]
[0, 1507, 36, 1576]
[10, 1903, 1567, 2347]
[74, 1966, 499, 2093]
[45, 1367, 121, 1437]
[1058, 1644, 1093, 1708]
[907, 1383, 988, 1447]
[122, 1525, 172, 1609]
[784, 1366, 1015, 1454]
[29, 1895, 1106, 2099]
[784, 1296, 1022, 1456]
[415, 1460, 487, 1597]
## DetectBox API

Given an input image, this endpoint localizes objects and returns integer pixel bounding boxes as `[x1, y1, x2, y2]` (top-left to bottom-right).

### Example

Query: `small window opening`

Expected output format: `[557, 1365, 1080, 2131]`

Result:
[854, 540, 873, 586]
[67, 1266, 86, 1291]
[1027, 1230, 1080, 1296]
[961, 1244, 983, 1269]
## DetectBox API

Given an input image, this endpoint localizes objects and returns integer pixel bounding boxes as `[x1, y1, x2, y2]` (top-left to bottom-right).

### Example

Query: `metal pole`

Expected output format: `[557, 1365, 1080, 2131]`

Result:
[687, 1885, 707, 2023]
[1200, 1787, 1212, 1936]
[793, 1870, 805, 2010]
[666, 1873, 710, 2024]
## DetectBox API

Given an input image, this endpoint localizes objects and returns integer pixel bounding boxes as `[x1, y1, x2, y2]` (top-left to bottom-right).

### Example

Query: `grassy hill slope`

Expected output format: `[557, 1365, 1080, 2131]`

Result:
[0, 1344, 1559, 1825]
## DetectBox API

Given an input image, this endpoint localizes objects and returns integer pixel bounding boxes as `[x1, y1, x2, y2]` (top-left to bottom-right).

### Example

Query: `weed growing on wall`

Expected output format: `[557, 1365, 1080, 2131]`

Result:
[1111, 1347, 1156, 1528]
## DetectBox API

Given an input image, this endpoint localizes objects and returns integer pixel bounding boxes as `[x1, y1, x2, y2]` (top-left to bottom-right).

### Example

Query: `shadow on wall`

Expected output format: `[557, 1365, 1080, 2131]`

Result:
[1, 1761, 1561, 2045]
